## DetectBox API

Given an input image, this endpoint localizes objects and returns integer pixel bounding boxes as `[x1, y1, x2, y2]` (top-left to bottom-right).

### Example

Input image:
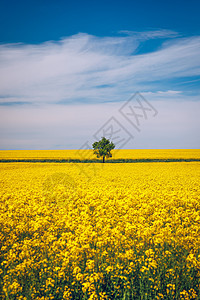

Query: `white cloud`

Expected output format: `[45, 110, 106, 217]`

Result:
[0, 30, 200, 149]
[0, 31, 200, 106]
[119, 29, 179, 40]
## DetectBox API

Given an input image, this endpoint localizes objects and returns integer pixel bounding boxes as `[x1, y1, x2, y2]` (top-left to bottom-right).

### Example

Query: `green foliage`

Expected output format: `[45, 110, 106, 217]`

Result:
[92, 137, 115, 163]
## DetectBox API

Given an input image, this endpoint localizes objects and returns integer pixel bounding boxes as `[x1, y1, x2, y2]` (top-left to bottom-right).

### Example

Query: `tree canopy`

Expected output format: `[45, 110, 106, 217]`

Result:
[92, 137, 115, 163]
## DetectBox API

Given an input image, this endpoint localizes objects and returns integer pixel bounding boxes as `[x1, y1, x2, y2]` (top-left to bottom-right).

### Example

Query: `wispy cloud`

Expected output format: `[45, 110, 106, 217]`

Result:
[0, 30, 200, 106]
[119, 29, 179, 40]
[0, 30, 200, 149]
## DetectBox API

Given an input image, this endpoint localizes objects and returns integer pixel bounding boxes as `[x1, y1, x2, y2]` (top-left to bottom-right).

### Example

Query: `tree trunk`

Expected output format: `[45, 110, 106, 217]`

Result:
[103, 156, 105, 163]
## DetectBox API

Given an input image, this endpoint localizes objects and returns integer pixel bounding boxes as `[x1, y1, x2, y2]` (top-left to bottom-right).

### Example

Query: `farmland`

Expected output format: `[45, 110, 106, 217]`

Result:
[0, 149, 200, 161]
[0, 150, 200, 299]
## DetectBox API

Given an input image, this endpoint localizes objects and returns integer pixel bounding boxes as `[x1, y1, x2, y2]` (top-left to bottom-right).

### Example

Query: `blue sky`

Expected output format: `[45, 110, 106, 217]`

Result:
[0, 0, 200, 150]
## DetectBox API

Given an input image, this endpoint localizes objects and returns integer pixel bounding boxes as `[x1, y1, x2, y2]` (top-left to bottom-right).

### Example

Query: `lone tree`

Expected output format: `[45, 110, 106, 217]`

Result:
[92, 137, 115, 163]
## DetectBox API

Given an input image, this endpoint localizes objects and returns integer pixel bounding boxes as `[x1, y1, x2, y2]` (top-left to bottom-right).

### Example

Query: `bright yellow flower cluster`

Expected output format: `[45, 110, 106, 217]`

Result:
[0, 160, 200, 299]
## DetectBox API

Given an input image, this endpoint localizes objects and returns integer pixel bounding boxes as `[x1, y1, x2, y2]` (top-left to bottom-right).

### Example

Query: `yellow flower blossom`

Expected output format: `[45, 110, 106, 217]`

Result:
[0, 153, 199, 299]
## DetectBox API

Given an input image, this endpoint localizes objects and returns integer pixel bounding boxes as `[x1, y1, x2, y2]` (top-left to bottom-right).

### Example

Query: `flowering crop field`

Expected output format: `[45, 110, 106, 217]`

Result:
[0, 161, 200, 299]
[0, 149, 200, 160]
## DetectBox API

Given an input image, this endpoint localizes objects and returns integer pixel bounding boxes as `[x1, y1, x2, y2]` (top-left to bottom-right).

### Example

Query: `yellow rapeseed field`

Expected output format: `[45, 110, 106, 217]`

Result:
[0, 159, 200, 299]
[0, 149, 199, 160]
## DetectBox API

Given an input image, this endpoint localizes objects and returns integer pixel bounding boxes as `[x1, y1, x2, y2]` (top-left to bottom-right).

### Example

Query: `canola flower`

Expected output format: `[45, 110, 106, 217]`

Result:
[0, 160, 200, 299]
